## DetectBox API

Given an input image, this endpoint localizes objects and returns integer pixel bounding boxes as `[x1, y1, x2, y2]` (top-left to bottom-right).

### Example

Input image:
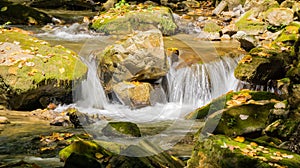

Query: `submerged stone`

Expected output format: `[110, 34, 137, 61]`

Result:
[0, 28, 87, 110]
[102, 121, 141, 137]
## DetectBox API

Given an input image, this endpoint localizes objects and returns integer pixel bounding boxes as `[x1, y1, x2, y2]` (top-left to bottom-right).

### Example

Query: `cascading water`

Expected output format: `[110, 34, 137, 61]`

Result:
[167, 56, 241, 108]
[71, 54, 241, 122]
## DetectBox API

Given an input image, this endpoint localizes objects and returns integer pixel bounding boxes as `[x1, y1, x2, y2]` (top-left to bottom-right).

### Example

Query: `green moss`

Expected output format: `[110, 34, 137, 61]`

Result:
[102, 121, 141, 137]
[203, 21, 221, 33]
[59, 140, 113, 163]
[188, 135, 300, 168]
[90, 6, 177, 35]
[235, 10, 267, 33]
[186, 91, 279, 120]
[0, 30, 87, 92]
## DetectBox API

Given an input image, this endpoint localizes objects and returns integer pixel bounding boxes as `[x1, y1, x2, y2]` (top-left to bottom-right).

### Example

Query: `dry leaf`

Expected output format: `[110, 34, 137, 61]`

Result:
[59, 68, 65, 74]
[250, 142, 258, 147]
[234, 136, 245, 143]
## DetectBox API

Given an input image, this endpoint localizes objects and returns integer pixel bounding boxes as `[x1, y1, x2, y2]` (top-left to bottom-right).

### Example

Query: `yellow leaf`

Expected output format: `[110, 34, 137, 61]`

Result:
[250, 142, 258, 147]
[234, 136, 245, 143]
[59, 68, 65, 74]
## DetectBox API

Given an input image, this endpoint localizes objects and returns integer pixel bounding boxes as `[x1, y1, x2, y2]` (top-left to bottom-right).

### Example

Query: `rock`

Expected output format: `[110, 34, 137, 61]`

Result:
[232, 31, 257, 51]
[187, 134, 300, 168]
[50, 116, 71, 127]
[289, 124, 300, 154]
[235, 10, 267, 35]
[112, 81, 153, 109]
[0, 28, 87, 110]
[0, 0, 52, 25]
[90, 5, 178, 35]
[243, 0, 279, 13]
[203, 21, 221, 33]
[222, 24, 238, 36]
[221, 34, 231, 41]
[0, 116, 10, 124]
[265, 8, 294, 26]
[66, 108, 95, 128]
[197, 31, 221, 41]
[64, 152, 103, 168]
[96, 29, 168, 94]
[234, 47, 290, 85]
[212, 0, 228, 15]
[102, 121, 141, 137]
[263, 119, 299, 140]
[110, 144, 184, 167]
[59, 140, 112, 162]
[288, 84, 300, 110]
[186, 90, 279, 120]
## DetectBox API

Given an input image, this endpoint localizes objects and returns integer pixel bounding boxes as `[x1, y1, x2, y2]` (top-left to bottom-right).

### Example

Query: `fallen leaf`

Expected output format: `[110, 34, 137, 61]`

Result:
[234, 136, 245, 143]
[59, 68, 65, 74]
[250, 142, 258, 147]
[282, 154, 294, 159]
[239, 114, 249, 120]
[25, 62, 35, 67]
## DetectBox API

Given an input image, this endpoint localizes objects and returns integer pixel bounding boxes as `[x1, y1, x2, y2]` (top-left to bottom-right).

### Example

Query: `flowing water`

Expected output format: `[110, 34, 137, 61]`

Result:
[0, 23, 245, 165]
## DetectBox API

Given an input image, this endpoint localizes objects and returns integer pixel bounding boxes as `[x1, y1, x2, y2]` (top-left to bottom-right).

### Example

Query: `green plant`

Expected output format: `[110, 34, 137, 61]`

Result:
[0, 21, 11, 29]
[115, 0, 129, 9]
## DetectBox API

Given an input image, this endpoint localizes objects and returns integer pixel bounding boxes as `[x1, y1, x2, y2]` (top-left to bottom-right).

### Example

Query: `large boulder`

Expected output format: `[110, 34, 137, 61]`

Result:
[187, 90, 280, 137]
[187, 135, 300, 168]
[96, 29, 168, 107]
[0, 28, 87, 110]
[0, 0, 52, 25]
[264, 8, 294, 26]
[90, 5, 178, 35]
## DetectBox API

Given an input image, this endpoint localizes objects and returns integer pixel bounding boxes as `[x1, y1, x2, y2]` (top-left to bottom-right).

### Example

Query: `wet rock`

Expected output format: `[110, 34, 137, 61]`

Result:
[96, 29, 168, 94]
[112, 81, 153, 109]
[187, 134, 300, 168]
[64, 152, 103, 168]
[197, 31, 221, 41]
[232, 31, 257, 51]
[0, 116, 10, 124]
[0, 0, 52, 25]
[90, 5, 177, 35]
[289, 124, 300, 154]
[263, 119, 299, 140]
[234, 47, 289, 85]
[265, 8, 294, 26]
[0, 28, 87, 110]
[102, 121, 141, 137]
[50, 116, 71, 127]
[186, 90, 279, 120]
[66, 108, 95, 128]
[288, 84, 300, 110]
[59, 140, 112, 162]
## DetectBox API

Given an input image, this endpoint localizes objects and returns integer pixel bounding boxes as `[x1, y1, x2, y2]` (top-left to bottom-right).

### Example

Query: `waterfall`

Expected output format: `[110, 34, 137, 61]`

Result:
[74, 56, 108, 109]
[167, 56, 240, 108]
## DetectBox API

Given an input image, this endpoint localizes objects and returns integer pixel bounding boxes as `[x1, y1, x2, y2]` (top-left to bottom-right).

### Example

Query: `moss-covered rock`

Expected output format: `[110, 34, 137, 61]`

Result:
[235, 10, 267, 35]
[90, 5, 177, 35]
[0, 0, 52, 25]
[96, 29, 167, 97]
[187, 135, 300, 168]
[0, 28, 87, 110]
[102, 121, 141, 137]
[234, 47, 291, 85]
[186, 90, 279, 120]
[60, 139, 184, 168]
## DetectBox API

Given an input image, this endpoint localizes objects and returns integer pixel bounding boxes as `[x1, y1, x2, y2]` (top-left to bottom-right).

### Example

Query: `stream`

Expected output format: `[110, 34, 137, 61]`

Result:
[0, 22, 244, 167]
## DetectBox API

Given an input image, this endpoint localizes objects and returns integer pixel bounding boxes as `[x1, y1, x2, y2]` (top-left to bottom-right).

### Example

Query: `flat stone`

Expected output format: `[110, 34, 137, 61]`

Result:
[0, 116, 10, 124]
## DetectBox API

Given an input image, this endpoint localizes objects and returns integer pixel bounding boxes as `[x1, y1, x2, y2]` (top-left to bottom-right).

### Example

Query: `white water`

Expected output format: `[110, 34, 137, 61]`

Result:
[167, 56, 240, 108]
[67, 55, 241, 123]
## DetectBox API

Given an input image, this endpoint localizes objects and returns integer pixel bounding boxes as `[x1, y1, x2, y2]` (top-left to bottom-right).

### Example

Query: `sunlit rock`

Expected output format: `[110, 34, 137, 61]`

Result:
[187, 134, 300, 168]
[0, 28, 87, 110]
[96, 29, 168, 97]
[90, 5, 177, 35]
[264, 8, 294, 26]
[0, 116, 10, 124]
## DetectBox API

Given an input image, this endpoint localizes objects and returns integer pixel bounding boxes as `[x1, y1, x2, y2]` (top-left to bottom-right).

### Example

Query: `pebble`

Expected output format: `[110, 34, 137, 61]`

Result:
[0, 116, 10, 124]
